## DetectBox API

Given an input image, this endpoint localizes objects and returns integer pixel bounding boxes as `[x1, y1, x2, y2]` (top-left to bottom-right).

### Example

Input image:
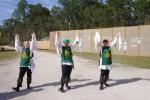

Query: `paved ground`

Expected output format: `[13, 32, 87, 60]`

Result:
[0, 51, 150, 100]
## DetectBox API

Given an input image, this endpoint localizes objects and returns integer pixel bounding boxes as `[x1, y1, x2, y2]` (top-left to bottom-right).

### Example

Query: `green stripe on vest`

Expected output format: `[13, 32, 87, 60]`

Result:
[20, 48, 31, 67]
[100, 46, 112, 65]
[61, 46, 73, 64]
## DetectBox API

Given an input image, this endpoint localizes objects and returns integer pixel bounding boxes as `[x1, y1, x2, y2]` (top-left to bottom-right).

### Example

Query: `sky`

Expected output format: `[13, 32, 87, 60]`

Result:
[0, 0, 59, 25]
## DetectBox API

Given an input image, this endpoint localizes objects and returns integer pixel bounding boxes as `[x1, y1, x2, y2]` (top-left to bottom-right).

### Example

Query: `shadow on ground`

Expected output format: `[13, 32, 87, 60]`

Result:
[0, 78, 150, 100]
[0, 88, 44, 100]
[71, 77, 150, 89]
[0, 78, 90, 100]
[110, 78, 150, 87]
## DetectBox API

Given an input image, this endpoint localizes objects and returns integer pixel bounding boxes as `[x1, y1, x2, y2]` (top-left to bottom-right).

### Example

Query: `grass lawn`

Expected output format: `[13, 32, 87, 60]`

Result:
[75, 52, 150, 69]
[39, 49, 150, 69]
[0, 50, 19, 61]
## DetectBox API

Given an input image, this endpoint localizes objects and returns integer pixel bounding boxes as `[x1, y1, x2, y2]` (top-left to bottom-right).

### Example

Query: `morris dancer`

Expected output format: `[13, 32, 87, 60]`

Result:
[94, 32, 120, 90]
[55, 32, 82, 92]
[12, 32, 36, 91]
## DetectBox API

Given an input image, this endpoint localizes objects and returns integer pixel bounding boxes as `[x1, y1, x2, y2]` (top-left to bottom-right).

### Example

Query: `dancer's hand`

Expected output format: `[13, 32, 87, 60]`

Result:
[32, 32, 36, 37]
[15, 33, 19, 40]
[76, 41, 79, 44]
[117, 32, 121, 38]
[56, 32, 60, 37]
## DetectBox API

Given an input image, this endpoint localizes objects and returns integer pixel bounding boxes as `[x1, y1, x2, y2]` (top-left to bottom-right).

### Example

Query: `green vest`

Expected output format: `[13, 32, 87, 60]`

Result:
[61, 46, 73, 64]
[100, 46, 112, 65]
[20, 48, 31, 67]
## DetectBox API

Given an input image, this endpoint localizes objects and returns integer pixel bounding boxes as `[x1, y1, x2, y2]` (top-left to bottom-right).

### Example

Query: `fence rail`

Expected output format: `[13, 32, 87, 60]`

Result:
[36, 41, 50, 50]
[37, 25, 150, 57]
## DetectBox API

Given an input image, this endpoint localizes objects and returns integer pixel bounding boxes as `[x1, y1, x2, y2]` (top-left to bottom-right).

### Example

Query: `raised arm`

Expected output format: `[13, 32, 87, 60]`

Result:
[94, 31, 102, 51]
[15, 34, 22, 52]
[72, 32, 82, 51]
[110, 33, 119, 49]
[30, 32, 37, 51]
[55, 32, 62, 55]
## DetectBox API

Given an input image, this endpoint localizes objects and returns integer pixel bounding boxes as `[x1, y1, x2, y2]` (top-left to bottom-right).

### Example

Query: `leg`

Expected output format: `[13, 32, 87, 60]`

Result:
[104, 70, 110, 87]
[27, 68, 32, 89]
[66, 66, 73, 89]
[106, 70, 110, 81]
[17, 68, 27, 87]
[59, 65, 67, 92]
[66, 65, 72, 83]
[99, 69, 105, 90]
[13, 67, 27, 91]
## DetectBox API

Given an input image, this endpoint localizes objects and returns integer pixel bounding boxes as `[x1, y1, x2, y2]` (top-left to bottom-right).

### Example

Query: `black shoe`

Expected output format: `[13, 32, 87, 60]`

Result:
[104, 83, 109, 87]
[66, 84, 71, 90]
[12, 87, 20, 92]
[27, 84, 31, 89]
[58, 88, 65, 92]
[99, 85, 103, 90]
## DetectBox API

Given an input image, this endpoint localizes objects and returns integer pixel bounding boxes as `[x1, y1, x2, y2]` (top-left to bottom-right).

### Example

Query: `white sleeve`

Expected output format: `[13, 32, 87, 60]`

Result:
[55, 40, 62, 49]
[98, 42, 103, 52]
[55, 33, 62, 55]
[110, 35, 118, 49]
[15, 36, 22, 52]
[72, 32, 83, 52]
[118, 34, 123, 51]
[30, 34, 37, 51]
[56, 42, 62, 55]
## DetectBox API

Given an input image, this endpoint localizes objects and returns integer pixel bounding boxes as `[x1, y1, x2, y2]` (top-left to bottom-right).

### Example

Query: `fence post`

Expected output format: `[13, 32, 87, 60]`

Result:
[90, 30, 93, 53]
[112, 27, 114, 39]
[138, 26, 141, 56]
[82, 30, 84, 52]
[124, 27, 127, 56]
[49, 32, 52, 50]
[101, 28, 103, 43]
[112, 27, 114, 54]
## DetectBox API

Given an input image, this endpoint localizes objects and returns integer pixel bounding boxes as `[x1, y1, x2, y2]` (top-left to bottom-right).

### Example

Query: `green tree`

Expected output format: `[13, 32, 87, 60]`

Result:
[27, 4, 50, 38]
[134, 0, 150, 24]
[1, 0, 150, 45]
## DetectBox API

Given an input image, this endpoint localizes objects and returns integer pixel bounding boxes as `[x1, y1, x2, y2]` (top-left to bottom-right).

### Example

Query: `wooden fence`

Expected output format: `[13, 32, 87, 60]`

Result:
[36, 41, 50, 50]
[49, 25, 150, 56]
[37, 25, 150, 56]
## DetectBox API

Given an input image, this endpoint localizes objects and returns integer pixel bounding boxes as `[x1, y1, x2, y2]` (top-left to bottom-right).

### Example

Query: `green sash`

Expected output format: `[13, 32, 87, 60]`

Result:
[20, 48, 31, 67]
[61, 46, 73, 64]
[100, 46, 112, 65]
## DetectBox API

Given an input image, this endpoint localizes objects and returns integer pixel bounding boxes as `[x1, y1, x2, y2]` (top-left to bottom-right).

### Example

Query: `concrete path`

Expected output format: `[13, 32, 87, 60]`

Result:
[0, 51, 150, 100]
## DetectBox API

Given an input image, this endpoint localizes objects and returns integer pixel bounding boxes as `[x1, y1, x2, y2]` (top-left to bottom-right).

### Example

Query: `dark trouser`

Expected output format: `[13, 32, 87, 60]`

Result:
[100, 69, 110, 85]
[17, 67, 32, 87]
[60, 65, 73, 87]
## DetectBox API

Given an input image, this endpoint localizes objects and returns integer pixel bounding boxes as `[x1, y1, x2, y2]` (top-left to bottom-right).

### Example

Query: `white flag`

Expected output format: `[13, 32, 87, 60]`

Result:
[118, 32, 123, 51]
[30, 59, 35, 72]
[94, 31, 101, 51]
[74, 32, 83, 52]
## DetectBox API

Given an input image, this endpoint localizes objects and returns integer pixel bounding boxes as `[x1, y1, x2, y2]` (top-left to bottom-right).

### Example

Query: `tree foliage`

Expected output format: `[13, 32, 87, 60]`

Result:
[0, 0, 150, 45]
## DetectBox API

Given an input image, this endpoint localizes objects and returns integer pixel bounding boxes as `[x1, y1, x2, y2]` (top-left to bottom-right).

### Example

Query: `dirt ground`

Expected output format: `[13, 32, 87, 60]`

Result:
[0, 51, 150, 100]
